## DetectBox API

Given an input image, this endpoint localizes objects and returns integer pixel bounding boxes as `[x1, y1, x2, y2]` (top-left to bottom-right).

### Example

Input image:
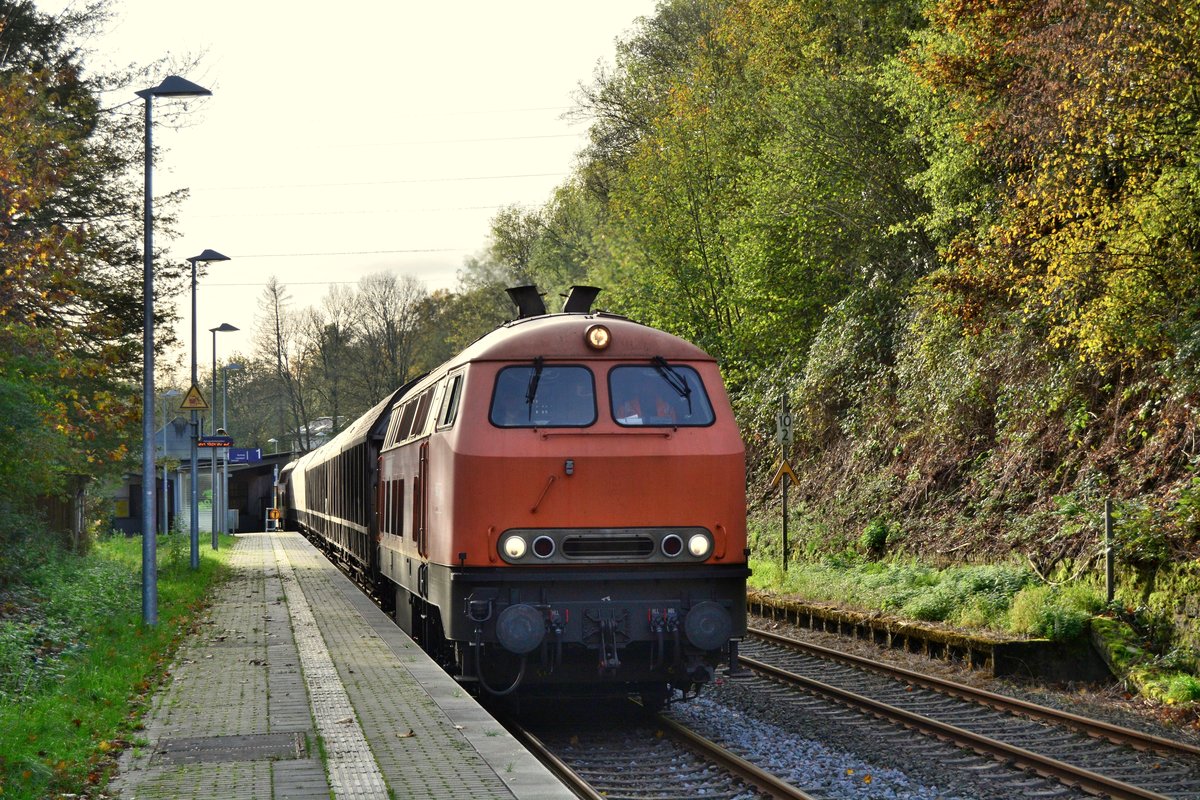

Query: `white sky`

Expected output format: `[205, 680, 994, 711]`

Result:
[49, 0, 655, 393]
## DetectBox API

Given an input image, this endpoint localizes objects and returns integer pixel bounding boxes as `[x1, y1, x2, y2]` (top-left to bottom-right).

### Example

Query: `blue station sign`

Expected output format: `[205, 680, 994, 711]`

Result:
[228, 448, 262, 464]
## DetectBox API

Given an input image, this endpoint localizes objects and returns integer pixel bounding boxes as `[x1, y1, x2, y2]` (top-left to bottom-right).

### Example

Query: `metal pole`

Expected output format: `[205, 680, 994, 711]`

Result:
[135, 76, 212, 584]
[212, 329, 219, 549]
[140, 95, 157, 625]
[190, 257, 200, 568]
[781, 393, 788, 573]
[161, 395, 167, 534]
[1105, 499, 1115, 604]
[222, 368, 229, 535]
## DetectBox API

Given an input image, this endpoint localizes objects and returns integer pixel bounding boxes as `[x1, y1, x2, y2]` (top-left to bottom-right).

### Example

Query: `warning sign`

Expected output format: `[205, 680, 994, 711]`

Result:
[180, 385, 209, 411]
[770, 458, 800, 489]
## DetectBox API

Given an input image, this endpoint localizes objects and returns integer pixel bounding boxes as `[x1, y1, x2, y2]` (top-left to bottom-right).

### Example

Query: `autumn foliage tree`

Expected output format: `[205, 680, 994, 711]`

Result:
[905, 0, 1200, 369]
[1, 1, 158, 539]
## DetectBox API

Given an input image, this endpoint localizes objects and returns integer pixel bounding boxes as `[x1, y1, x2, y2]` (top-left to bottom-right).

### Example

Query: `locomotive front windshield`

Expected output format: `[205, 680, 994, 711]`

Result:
[609, 363, 715, 426]
[490, 364, 597, 427]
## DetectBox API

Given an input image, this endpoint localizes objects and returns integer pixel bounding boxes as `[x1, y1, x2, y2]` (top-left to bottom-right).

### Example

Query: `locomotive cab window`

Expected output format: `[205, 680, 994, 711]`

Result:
[437, 372, 464, 429]
[490, 364, 596, 427]
[609, 362, 715, 426]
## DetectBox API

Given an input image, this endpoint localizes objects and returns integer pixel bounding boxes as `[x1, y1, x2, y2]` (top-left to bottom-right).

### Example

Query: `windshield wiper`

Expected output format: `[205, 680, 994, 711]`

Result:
[651, 356, 692, 415]
[525, 357, 545, 420]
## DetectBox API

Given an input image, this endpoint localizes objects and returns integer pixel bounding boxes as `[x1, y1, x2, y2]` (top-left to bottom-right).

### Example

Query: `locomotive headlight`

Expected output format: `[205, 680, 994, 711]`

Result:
[687, 533, 712, 559]
[584, 324, 611, 351]
[502, 535, 528, 560]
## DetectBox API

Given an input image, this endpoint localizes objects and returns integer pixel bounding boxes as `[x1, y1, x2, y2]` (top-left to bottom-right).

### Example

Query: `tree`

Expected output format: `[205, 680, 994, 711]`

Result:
[354, 271, 427, 399]
[253, 277, 314, 451]
[0, 0, 188, 536]
[574, 0, 928, 388]
[303, 284, 358, 435]
[903, 0, 1200, 370]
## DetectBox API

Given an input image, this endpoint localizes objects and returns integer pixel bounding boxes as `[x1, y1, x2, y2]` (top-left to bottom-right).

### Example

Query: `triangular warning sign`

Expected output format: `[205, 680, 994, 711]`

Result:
[180, 385, 209, 411]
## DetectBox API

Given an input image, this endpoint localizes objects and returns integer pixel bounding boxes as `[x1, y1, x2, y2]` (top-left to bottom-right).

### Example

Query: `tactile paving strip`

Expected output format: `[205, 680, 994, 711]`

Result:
[271, 535, 390, 799]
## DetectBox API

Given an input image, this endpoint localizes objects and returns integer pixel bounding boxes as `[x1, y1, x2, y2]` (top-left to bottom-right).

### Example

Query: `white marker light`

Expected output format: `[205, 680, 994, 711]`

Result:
[502, 535, 527, 559]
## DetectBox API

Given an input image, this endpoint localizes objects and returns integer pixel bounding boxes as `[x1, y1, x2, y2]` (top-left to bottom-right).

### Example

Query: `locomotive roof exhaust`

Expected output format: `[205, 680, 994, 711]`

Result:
[506, 284, 602, 318]
[506, 285, 546, 319]
[561, 285, 600, 313]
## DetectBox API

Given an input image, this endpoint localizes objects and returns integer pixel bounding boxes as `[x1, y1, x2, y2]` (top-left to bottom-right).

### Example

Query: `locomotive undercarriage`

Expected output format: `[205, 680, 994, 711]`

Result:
[387, 559, 750, 700]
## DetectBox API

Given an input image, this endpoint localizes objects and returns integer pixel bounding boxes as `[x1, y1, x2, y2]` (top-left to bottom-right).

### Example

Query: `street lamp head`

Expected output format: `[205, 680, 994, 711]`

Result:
[136, 75, 212, 100]
[225, 362, 244, 372]
[210, 323, 239, 334]
[161, 388, 182, 398]
[188, 249, 230, 265]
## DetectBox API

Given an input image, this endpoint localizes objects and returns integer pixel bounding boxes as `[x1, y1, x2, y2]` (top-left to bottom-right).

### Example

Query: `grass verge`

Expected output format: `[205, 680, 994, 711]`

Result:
[750, 551, 1200, 712]
[748, 553, 1104, 640]
[0, 531, 234, 799]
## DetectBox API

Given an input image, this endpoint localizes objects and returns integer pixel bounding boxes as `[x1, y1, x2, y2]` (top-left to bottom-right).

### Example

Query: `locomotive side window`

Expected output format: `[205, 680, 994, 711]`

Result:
[411, 389, 434, 438]
[490, 365, 595, 427]
[437, 373, 464, 429]
[396, 400, 418, 441]
[383, 407, 403, 449]
[609, 363, 715, 426]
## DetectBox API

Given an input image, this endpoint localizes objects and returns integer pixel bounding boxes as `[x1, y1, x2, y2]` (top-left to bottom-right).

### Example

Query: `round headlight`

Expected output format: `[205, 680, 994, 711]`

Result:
[687, 533, 711, 559]
[532, 535, 556, 559]
[661, 534, 683, 557]
[585, 324, 611, 351]
[502, 535, 527, 560]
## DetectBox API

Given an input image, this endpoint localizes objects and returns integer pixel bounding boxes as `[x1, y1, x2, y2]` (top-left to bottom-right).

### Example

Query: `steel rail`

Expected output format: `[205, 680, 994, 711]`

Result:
[654, 713, 820, 800]
[505, 722, 605, 800]
[749, 626, 1200, 759]
[740, 653, 1174, 800]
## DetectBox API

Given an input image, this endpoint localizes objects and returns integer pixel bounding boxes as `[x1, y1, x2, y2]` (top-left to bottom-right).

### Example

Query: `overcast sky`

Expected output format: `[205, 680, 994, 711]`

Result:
[48, 0, 656, 395]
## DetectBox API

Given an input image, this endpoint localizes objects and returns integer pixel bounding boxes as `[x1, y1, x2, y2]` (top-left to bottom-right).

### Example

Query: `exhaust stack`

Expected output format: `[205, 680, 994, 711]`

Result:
[506, 285, 546, 319]
[561, 285, 601, 313]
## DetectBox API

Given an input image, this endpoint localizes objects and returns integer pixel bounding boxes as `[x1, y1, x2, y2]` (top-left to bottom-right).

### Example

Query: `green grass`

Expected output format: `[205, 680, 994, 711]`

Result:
[0, 532, 234, 799]
[749, 553, 1105, 640]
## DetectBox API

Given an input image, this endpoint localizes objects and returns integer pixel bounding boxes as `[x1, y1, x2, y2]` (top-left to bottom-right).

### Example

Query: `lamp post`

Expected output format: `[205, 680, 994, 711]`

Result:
[187, 250, 230, 569]
[210, 323, 238, 548]
[268, 438, 278, 455]
[159, 389, 181, 534]
[138, 75, 212, 626]
[222, 362, 243, 536]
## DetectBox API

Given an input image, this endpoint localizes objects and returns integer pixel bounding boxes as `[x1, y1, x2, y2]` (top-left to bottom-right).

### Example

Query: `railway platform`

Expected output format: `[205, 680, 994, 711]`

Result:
[110, 531, 573, 800]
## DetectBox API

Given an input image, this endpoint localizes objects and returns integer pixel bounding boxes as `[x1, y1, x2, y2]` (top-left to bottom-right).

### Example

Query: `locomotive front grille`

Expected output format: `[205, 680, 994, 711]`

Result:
[562, 535, 655, 559]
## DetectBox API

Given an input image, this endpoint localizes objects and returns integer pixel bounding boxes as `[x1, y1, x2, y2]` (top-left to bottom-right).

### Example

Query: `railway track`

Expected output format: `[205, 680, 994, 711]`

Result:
[507, 703, 818, 800]
[742, 626, 1200, 800]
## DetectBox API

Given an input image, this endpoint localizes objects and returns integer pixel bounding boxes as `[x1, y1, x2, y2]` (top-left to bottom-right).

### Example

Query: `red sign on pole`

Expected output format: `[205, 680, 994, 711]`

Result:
[198, 436, 233, 448]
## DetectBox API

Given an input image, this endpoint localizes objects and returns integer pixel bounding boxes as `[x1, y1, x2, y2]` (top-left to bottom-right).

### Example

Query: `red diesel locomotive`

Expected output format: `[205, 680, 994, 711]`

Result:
[278, 286, 748, 702]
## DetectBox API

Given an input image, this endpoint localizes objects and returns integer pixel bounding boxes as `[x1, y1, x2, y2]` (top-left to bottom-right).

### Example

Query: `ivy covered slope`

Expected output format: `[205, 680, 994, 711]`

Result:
[755, 0, 1200, 664]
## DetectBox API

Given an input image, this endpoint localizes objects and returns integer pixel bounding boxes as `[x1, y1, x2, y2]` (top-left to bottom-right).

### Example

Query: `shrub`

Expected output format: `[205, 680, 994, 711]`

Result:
[860, 518, 890, 558]
[901, 586, 958, 621]
[1008, 583, 1101, 640]
[1164, 673, 1200, 704]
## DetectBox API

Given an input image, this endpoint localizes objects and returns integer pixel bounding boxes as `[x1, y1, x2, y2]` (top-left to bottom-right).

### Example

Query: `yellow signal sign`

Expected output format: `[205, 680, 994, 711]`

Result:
[180, 385, 209, 411]
[770, 458, 800, 489]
